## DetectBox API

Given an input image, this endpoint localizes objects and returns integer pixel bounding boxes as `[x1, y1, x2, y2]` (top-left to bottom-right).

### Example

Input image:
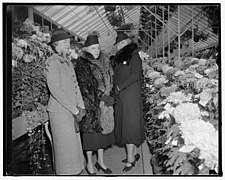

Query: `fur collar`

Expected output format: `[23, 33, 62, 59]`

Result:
[114, 43, 138, 65]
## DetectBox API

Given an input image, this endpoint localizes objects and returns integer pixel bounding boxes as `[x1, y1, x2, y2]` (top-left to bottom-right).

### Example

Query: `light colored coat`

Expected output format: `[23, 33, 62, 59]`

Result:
[45, 53, 85, 175]
[45, 53, 85, 115]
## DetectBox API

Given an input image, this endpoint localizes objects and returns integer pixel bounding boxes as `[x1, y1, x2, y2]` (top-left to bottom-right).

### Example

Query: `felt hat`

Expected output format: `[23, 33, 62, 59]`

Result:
[84, 35, 99, 47]
[49, 28, 73, 44]
[114, 32, 129, 45]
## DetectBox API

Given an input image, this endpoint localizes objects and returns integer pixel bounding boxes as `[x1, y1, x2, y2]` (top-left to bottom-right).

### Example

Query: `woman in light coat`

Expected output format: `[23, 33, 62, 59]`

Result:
[45, 28, 85, 175]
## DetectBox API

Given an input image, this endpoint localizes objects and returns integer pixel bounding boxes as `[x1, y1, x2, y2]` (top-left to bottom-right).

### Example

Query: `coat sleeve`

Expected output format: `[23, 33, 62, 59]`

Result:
[75, 59, 103, 109]
[118, 52, 142, 90]
[45, 60, 79, 115]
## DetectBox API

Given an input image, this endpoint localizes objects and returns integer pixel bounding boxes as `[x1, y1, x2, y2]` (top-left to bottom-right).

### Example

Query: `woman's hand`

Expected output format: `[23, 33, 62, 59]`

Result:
[75, 106, 86, 122]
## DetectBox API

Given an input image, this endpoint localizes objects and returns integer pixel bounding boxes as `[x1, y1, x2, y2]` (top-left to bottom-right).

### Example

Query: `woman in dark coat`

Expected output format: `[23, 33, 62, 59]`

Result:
[113, 32, 145, 172]
[75, 32, 114, 175]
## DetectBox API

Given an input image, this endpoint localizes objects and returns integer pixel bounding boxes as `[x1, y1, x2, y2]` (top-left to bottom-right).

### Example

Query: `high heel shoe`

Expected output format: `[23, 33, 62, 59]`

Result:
[95, 162, 112, 174]
[85, 167, 96, 175]
[122, 153, 140, 163]
[122, 160, 136, 172]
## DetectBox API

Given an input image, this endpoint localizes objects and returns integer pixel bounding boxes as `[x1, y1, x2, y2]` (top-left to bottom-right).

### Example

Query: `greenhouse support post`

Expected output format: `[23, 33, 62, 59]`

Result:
[162, 6, 165, 57]
[168, 6, 171, 60]
[178, 5, 181, 59]
[192, 5, 194, 56]
[155, 6, 157, 57]
[143, 6, 177, 36]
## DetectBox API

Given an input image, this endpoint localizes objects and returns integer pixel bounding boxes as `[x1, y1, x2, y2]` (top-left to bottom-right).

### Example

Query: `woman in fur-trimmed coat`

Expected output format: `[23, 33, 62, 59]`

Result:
[75, 32, 114, 175]
[113, 32, 145, 172]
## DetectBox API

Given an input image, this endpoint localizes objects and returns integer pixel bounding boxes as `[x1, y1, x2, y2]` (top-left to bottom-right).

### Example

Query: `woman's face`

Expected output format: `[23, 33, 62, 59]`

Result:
[86, 44, 100, 59]
[55, 39, 71, 54]
[116, 39, 128, 51]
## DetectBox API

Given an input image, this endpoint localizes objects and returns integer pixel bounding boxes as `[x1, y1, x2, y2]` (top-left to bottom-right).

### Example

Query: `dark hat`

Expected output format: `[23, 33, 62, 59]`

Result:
[49, 28, 73, 44]
[84, 35, 99, 47]
[114, 32, 129, 45]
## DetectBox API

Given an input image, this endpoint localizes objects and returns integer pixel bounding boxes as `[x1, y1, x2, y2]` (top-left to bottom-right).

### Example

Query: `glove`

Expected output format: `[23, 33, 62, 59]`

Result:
[104, 96, 115, 107]
[114, 85, 121, 95]
[101, 95, 108, 102]
[76, 106, 86, 122]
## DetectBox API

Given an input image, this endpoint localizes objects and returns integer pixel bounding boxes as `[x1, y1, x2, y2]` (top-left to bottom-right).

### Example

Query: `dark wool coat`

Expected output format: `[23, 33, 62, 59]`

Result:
[75, 51, 105, 133]
[114, 43, 145, 145]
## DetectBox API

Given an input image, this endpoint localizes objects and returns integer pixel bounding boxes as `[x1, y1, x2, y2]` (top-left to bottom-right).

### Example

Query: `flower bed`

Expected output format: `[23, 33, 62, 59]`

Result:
[142, 55, 219, 175]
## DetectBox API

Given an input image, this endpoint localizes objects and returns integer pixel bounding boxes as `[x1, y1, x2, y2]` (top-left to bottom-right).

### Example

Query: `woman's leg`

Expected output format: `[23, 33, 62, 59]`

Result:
[86, 151, 95, 173]
[126, 144, 135, 166]
[133, 145, 137, 156]
[97, 148, 107, 169]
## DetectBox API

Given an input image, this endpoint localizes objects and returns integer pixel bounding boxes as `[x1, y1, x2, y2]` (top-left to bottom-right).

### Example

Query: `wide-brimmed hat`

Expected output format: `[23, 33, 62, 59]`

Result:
[48, 28, 73, 44]
[114, 32, 129, 45]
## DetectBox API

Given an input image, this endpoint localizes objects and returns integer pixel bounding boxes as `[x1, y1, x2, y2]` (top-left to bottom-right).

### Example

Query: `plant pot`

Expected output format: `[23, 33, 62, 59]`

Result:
[105, 5, 116, 11]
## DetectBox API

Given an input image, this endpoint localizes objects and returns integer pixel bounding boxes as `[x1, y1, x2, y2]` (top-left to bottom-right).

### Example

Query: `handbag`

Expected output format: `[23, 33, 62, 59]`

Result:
[99, 101, 114, 135]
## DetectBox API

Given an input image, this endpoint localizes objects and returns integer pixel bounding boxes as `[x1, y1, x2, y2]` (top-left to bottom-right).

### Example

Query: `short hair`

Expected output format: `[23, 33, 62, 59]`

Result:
[51, 41, 59, 53]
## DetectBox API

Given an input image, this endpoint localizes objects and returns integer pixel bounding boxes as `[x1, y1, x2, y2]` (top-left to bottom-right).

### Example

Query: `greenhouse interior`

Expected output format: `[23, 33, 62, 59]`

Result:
[6, 4, 221, 176]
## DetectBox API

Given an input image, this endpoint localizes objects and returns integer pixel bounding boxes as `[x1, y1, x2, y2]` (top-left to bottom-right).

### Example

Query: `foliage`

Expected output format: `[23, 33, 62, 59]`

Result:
[12, 18, 52, 116]
[142, 55, 219, 175]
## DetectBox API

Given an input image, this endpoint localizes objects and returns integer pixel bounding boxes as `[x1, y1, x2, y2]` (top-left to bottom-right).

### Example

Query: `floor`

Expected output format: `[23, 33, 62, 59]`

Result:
[80, 140, 153, 176]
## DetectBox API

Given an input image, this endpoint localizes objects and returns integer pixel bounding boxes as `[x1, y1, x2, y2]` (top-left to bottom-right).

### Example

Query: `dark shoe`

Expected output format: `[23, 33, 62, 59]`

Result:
[122, 160, 136, 172]
[95, 162, 112, 174]
[122, 153, 140, 163]
[86, 167, 96, 175]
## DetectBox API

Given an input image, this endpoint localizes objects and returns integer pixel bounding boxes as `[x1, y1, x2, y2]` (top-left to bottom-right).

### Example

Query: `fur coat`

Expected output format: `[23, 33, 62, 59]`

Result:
[75, 51, 114, 134]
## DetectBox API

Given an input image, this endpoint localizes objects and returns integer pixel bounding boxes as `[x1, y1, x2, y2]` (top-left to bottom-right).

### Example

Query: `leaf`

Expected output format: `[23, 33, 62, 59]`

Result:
[167, 148, 179, 166]
[173, 152, 187, 171]
[179, 145, 196, 153]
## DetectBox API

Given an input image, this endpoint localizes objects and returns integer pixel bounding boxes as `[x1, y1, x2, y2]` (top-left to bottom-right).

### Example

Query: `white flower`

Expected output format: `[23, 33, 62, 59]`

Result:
[12, 59, 17, 67]
[171, 139, 178, 146]
[194, 78, 210, 91]
[31, 34, 37, 40]
[164, 103, 175, 115]
[199, 59, 207, 66]
[174, 70, 185, 77]
[199, 89, 212, 106]
[189, 64, 199, 69]
[147, 70, 161, 79]
[204, 68, 212, 75]
[154, 76, 168, 85]
[173, 103, 201, 123]
[123, 61, 127, 65]
[194, 72, 203, 79]
[23, 54, 35, 63]
[158, 110, 170, 119]
[180, 119, 218, 169]
[145, 83, 152, 88]
[17, 39, 28, 49]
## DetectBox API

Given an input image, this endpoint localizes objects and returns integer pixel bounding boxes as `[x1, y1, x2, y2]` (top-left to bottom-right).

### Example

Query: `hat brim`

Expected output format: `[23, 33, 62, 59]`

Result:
[48, 34, 74, 45]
